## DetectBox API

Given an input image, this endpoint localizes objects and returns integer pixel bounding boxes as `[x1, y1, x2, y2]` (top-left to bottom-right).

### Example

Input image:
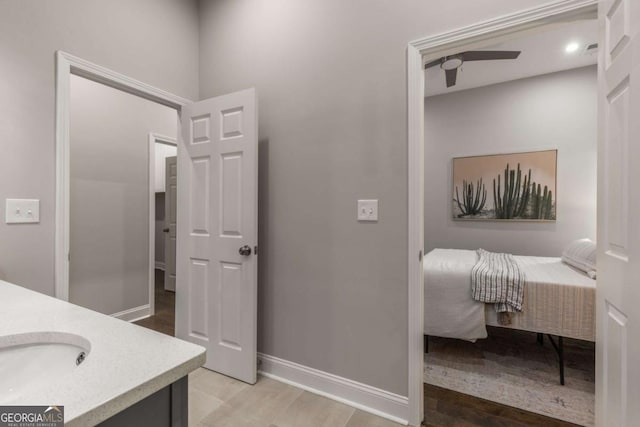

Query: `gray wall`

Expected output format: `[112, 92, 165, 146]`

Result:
[198, 0, 551, 396]
[0, 0, 571, 399]
[424, 66, 597, 257]
[69, 75, 176, 315]
[0, 0, 198, 294]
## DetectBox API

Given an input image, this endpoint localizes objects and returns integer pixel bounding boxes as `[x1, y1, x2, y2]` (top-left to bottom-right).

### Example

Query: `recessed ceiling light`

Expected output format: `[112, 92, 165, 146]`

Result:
[565, 42, 580, 53]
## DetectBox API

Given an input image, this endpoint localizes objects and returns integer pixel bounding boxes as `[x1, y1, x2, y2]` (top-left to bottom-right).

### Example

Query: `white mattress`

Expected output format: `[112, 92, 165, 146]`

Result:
[424, 249, 596, 342]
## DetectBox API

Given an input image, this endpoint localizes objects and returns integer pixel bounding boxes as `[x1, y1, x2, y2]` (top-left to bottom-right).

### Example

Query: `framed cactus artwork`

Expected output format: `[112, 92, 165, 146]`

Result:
[452, 149, 557, 221]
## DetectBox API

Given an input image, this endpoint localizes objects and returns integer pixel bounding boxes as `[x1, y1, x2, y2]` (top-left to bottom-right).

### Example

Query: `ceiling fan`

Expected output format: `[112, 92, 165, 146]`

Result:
[425, 50, 521, 88]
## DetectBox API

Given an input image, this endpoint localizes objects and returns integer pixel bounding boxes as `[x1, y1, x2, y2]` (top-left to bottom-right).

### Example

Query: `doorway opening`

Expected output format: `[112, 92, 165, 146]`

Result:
[56, 51, 259, 385]
[67, 74, 179, 326]
[54, 51, 189, 307]
[405, 2, 599, 425]
[422, 18, 597, 427]
[136, 134, 178, 335]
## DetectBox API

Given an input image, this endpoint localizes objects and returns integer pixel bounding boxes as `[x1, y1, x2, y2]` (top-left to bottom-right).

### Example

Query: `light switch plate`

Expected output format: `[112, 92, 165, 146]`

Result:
[357, 199, 378, 222]
[5, 199, 40, 224]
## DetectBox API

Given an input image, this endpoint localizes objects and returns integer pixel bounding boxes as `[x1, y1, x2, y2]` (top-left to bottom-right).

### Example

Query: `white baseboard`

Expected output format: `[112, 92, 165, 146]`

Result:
[111, 304, 150, 322]
[155, 261, 165, 271]
[258, 353, 409, 425]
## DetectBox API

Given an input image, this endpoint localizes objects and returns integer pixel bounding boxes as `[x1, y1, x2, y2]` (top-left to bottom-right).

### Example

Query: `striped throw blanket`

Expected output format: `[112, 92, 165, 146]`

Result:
[471, 249, 525, 324]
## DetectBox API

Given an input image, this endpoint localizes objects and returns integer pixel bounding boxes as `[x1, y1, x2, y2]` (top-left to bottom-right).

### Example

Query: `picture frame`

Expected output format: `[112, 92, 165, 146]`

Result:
[452, 149, 557, 221]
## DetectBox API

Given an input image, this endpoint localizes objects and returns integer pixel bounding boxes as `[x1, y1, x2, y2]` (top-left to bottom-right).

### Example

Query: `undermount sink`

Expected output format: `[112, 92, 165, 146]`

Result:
[0, 332, 91, 404]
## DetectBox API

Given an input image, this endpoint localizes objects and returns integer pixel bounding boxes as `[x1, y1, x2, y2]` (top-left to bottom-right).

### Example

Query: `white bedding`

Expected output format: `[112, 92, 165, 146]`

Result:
[424, 249, 596, 342]
[513, 255, 596, 288]
[423, 249, 487, 341]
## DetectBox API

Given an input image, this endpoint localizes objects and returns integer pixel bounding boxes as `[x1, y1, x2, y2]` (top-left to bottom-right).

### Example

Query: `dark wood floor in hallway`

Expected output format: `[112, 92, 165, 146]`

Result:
[134, 269, 175, 336]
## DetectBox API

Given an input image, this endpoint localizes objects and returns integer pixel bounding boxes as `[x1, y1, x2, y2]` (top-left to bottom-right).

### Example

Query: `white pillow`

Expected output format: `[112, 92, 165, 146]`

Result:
[562, 238, 597, 278]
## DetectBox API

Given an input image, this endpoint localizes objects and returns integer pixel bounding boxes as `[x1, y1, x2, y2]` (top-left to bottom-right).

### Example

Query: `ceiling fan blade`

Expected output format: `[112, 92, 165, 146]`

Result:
[445, 68, 457, 87]
[461, 50, 521, 61]
[424, 58, 442, 69]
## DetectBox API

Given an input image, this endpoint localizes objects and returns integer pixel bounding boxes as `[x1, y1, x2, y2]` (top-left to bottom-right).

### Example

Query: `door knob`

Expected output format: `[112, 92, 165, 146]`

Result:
[239, 245, 252, 256]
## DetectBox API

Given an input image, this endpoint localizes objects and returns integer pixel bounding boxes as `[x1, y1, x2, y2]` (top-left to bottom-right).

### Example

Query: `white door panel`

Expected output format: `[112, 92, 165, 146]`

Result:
[164, 156, 177, 292]
[597, 1, 640, 425]
[176, 88, 257, 384]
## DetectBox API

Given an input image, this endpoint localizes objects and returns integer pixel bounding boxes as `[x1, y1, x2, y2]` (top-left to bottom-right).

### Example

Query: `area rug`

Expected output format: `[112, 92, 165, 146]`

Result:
[424, 327, 595, 427]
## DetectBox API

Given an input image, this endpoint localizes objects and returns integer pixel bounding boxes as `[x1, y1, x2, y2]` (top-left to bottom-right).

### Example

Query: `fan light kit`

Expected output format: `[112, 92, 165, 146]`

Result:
[426, 50, 521, 88]
[441, 56, 463, 70]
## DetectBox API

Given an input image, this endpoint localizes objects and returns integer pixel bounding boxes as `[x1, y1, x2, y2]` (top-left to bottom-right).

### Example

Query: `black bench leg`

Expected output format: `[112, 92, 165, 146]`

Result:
[558, 336, 565, 386]
[424, 335, 429, 354]
[546, 334, 565, 385]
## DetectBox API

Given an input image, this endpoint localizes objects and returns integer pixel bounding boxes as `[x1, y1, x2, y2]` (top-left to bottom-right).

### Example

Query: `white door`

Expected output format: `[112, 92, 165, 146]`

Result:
[597, 1, 640, 425]
[164, 155, 177, 292]
[175, 88, 258, 384]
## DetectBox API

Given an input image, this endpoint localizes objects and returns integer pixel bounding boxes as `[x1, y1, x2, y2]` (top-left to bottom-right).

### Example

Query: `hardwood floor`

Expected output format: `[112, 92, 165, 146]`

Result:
[134, 269, 175, 336]
[191, 368, 580, 427]
[423, 383, 582, 427]
[424, 326, 594, 427]
[135, 271, 583, 426]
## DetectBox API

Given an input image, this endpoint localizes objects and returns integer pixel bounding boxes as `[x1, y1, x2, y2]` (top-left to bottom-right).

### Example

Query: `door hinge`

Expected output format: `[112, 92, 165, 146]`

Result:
[418, 250, 422, 261]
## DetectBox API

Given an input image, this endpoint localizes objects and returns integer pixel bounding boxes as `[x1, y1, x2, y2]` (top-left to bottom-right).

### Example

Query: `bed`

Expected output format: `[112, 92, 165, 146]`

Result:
[423, 248, 596, 385]
[424, 248, 596, 342]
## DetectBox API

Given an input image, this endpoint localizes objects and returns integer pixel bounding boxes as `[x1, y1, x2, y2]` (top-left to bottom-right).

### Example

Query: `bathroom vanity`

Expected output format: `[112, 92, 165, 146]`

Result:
[0, 280, 205, 426]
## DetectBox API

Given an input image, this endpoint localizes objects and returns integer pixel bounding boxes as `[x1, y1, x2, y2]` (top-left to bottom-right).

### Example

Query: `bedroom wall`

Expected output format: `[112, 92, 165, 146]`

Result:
[0, 0, 198, 295]
[424, 66, 597, 257]
[69, 75, 177, 316]
[198, 0, 556, 397]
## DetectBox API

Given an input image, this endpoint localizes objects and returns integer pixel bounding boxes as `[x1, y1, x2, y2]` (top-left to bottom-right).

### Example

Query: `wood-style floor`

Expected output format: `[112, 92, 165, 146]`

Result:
[189, 367, 402, 427]
[133, 273, 402, 426]
[135, 272, 582, 427]
[134, 269, 175, 335]
[424, 384, 581, 427]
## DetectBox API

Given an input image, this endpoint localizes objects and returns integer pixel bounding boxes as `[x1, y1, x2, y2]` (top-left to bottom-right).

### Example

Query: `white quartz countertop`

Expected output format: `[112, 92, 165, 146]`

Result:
[0, 280, 206, 426]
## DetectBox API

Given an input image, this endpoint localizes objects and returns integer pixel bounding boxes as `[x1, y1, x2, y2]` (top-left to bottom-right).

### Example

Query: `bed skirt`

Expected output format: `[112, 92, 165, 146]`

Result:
[486, 255, 595, 342]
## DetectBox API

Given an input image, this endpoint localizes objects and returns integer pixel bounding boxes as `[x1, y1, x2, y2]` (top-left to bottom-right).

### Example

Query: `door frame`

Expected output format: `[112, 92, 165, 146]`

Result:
[405, 1, 597, 424]
[148, 133, 177, 316]
[54, 51, 190, 305]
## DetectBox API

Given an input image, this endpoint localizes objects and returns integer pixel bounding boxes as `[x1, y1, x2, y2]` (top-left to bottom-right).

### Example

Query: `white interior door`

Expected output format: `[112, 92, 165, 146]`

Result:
[164, 155, 177, 292]
[175, 88, 258, 384]
[597, 1, 640, 425]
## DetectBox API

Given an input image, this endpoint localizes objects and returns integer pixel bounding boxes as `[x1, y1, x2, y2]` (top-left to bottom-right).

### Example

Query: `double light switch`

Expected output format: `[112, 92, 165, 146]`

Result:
[357, 199, 378, 222]
[5, 199, 40, 224]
